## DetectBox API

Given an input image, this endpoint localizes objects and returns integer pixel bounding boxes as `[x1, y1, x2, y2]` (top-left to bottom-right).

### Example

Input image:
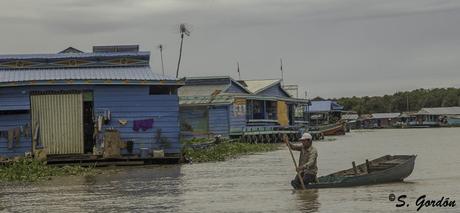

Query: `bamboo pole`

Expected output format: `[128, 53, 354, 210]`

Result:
[283, 135, 306, 190]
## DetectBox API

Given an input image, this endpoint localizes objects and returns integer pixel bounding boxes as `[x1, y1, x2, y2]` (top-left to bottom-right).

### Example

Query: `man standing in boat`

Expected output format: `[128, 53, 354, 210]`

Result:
[288, 133, 318, 188]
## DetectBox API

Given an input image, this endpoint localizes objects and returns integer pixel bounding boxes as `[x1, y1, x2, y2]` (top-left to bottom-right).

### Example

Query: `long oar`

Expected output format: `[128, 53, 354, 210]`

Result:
[283, 135, 306, 190]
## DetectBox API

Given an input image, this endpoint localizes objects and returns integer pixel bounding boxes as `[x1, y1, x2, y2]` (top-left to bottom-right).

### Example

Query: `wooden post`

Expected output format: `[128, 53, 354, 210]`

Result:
[365, 159, 370, 173]
[283, 135, 306, 190]
[352, 161, 358, 175]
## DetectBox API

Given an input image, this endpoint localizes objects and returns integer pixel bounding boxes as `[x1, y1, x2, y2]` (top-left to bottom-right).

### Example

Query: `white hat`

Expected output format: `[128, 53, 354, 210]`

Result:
[300, 133, 312, 140]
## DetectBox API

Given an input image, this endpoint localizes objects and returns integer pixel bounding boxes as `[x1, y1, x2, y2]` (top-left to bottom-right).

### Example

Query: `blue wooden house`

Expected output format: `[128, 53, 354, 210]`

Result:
[0, 45, 183, 161]
[178, 76, 309, 141]
[308, 97, 344, 125]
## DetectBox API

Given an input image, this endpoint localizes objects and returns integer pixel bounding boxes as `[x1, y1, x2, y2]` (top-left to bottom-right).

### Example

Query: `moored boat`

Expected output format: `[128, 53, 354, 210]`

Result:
[309, 121, 346, 136]
[293, 155, 416, 189]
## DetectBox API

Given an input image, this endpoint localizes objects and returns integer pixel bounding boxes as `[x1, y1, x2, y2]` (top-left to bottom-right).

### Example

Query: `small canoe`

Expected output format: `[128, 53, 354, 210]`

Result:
[294, 155, 416, 189]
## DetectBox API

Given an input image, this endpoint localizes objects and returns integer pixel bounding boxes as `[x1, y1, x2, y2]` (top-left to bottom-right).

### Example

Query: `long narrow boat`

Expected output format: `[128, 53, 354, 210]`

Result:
[321, 122, 346, 136]
[293, 155, 416, 189]
[309, 122, 346, 136]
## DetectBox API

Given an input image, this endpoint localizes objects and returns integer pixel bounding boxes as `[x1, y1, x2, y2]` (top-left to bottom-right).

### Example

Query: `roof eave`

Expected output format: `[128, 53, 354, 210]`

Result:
[0, 79, 184, 87]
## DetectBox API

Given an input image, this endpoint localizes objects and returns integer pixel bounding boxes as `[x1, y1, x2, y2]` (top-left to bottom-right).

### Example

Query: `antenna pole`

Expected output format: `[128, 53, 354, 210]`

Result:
[237, 62, 241, 80]
[176, 33, 184, 78]
[280, 58, 284, 85]
[159, 45, 165, 75]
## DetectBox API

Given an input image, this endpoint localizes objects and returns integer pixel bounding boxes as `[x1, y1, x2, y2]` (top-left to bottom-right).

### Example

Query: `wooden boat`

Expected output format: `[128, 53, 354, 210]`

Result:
[309, 122, 346, 136]
[293, 155, 416, 189]
[321, 122, 346, 136]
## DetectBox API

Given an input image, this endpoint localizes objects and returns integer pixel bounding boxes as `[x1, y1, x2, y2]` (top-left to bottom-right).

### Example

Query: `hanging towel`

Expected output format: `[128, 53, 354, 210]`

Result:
[133, 119, 154, 132]
[7, 129, 14, 149]
[23, 123, 31, 138]
[13, 128, 21, 146]
[107, 110, 111, 121]
[97, 115, 103, 132]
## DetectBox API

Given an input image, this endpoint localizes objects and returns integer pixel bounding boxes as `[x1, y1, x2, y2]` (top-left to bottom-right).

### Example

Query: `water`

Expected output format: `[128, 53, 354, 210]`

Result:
[1, 128, 459, 212]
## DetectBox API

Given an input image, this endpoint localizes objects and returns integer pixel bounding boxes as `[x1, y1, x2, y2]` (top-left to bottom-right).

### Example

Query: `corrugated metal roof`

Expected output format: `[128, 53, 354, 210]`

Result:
[178, 84, 229, 96]
[0, 51, 150, 60]
[241, 79, 280, 94]
[179, 95, 234, 105]
[0, 66, 176, 83]
[371, 113, 400, 119]
[416, 107, 460, 115]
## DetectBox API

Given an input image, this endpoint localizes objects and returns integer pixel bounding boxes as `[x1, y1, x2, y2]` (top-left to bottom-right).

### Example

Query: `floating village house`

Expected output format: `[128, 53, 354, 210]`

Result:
[341, 111, 359, 129]
[360, 113, 401, 128]
[414, 107, 460, 127]
[178, 77, 309, 142]
[308, 98, 344, 126]
[0, 45, 183, 162]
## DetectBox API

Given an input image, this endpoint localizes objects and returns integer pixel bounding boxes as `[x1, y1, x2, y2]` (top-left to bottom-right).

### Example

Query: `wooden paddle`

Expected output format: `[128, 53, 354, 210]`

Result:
[283, 134, 306, 190]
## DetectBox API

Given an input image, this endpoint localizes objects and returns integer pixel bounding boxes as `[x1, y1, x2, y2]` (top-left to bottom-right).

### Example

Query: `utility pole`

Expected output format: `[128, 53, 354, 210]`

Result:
[176, 23, 190, 78]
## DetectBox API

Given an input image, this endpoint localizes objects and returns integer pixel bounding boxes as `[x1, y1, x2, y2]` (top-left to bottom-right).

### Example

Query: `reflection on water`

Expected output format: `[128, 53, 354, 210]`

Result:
[295, 189, 320, 212]
[1, 128, 460, 212]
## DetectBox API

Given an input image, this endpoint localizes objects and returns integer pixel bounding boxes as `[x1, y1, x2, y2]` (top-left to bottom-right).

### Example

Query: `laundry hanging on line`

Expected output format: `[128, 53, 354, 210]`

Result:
[6, 127, 21, 149]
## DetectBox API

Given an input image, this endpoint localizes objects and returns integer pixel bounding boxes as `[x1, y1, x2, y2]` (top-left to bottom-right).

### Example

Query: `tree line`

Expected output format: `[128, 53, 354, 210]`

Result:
[335, 88, 460, 115]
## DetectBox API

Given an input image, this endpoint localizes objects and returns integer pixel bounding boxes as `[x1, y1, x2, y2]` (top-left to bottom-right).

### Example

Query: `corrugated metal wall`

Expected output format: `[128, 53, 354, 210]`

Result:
[31, 93, 84, 154]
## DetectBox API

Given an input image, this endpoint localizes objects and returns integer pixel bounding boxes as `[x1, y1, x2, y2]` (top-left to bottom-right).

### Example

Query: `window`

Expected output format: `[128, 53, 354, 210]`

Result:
[149, 86, 177, 95]
[266, 101, 277, 120]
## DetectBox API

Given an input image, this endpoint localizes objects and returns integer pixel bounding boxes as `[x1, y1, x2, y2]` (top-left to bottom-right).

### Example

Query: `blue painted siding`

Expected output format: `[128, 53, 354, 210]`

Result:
[0, 85, 181, 158]
[225, 82, 249, 94]
[0, 87, 30, 110]
[0, 114, 31, 157]
[208, 106, 229, 137]
[93, 85, 181, 154]
[229, 104, 247, 134]
[257, 84, 290, 98]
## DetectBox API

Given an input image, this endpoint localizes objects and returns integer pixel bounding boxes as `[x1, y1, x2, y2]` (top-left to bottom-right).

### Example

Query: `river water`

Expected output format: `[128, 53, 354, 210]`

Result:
[1, 128, 459, 212]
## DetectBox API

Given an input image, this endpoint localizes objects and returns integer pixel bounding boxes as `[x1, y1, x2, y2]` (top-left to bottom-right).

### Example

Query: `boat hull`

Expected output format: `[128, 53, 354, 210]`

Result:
[294, 155, 416, 189]
[321, 123, 346, 136]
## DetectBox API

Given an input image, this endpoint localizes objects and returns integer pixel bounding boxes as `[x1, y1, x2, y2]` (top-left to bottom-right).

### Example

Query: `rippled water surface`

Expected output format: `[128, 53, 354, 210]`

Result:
[1, 128, 460, 212]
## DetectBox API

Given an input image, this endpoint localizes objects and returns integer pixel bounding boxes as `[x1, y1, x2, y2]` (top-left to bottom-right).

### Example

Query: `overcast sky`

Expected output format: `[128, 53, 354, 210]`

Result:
[1, 0, 460, 98]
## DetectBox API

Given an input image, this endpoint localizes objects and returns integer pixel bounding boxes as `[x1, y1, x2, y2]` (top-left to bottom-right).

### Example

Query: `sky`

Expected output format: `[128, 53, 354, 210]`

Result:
[1, 0, 460, 98]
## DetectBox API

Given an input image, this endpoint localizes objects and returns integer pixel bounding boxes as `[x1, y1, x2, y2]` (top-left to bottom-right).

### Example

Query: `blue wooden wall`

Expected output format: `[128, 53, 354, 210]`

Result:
[0, 85, 181, 158]
[256, 84, 290, 98]
[225, 82, 249, 94]
[0, 87, 32, 157]
[93, 86, 181, 154]
[0, 114, 31, 157]
[229, 104, 247, 134]
[208, 106, 229, 137]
